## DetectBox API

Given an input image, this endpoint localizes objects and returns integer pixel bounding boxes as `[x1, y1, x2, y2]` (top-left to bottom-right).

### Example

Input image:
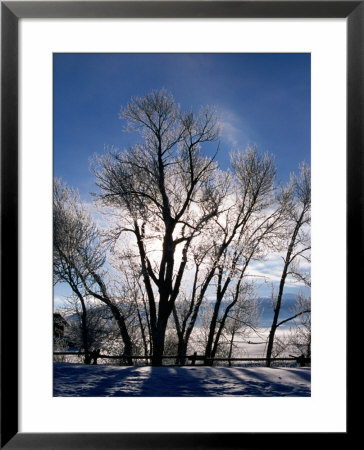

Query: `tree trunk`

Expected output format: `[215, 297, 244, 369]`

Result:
[136, 307, 149, 358]
[151, 326, 166, 366]
[210, 288, 241, 362]
[151, 312, 170, 366]
[176, 340, 188, 366]
[69, 281, 91, 365]
[205, 295, 223, 365]
[266, 269, 286, 368]
[266, 206, 308, 367]
[228, 330, 236, 367]
[111, 306, 133, 365]
[80, 302, 91, 365]
[83, 271, 134, 365]
[265, 324, 277, 367]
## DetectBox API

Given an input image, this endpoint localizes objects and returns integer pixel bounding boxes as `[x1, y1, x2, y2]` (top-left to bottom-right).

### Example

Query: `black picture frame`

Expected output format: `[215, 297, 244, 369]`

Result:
[1, 1, 357, 448]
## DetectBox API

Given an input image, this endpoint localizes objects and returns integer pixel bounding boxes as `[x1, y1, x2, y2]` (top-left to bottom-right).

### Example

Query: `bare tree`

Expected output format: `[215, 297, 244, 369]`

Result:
[93, 90, 222, 365]
[264, 293, 311, 363]
[171, 216, 223, 364]
[220, 285, 259, 366]
[113, 255, 153, 359]
[53, 179, 133, 364]
[54, 92, 311, 370]
[53, 180, 96, 363]
[287, 294, 311, 360]
[265, 163, 311, 367]
[61, 296, 114, 357]
[170, 148, 283, 365]
[203, 148, 286, 364]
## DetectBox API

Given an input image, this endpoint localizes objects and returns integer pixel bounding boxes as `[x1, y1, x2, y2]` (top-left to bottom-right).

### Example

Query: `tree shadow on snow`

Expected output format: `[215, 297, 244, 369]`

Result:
[216, 367, 310, 396]
[137, 367, 214, 397]
[54, 364, 147, 397]
[53, 363, 311, 397]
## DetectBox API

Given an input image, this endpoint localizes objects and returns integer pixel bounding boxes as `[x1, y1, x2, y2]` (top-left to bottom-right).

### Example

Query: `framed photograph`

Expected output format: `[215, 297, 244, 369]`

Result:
[1, 1, 358, 448]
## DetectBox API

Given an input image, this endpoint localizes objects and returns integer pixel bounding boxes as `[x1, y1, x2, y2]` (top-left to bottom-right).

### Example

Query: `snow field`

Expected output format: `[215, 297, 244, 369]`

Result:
[54, 363, 310, 397]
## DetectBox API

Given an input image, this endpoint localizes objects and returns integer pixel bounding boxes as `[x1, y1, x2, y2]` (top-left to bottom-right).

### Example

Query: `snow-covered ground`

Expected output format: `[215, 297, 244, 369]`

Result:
[54, 363, 310, 397]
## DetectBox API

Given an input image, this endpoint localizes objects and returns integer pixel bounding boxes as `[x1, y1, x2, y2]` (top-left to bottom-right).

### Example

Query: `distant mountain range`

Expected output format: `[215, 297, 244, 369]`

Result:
[258, 293, 300, 327]
[57, 293, 305, 330]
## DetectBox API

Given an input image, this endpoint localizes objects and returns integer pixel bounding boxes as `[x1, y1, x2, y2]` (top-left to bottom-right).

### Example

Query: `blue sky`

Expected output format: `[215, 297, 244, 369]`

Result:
[54, 53, 310, 201]
[53, 53, 310, 304]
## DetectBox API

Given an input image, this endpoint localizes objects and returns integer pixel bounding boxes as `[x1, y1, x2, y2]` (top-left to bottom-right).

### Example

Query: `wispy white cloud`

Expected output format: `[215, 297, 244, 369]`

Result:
[218, 108, 253, 151]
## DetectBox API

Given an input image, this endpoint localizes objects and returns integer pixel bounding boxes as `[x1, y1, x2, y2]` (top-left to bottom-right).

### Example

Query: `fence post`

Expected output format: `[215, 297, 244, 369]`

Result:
[91, 349, 100, 365]
[191, 352, 197, 366]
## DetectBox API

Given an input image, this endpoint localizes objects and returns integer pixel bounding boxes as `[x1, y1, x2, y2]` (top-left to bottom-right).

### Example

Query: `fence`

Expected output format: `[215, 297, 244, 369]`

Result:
[53, 351, 310, 367]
